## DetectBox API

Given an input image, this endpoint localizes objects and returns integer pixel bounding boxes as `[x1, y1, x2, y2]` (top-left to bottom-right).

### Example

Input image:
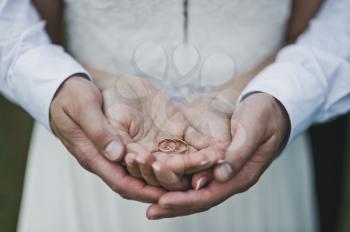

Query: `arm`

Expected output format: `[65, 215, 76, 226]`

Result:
[147, 0, 328, 219]
[238, 0, 350, 143]
[215, 0, 324, 98]
[0, 0, 165, 202]
[32, 0, 64, 44]
[0, 0, 87, 130]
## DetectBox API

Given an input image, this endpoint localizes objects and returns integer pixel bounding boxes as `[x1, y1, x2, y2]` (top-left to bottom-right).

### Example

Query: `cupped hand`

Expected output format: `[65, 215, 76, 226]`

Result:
[90, 68, 196, 191]
[50, 73, 165, 203]
[123, 89, 237, 191]
[89, 68, 223, 192]
[147, 92, 290, 219]
[153, 91, 235, 190]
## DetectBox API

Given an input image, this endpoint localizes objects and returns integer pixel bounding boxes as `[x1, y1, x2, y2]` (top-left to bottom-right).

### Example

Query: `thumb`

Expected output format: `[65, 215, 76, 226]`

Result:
[69, 91, 126, 161]
[214, 121, 261, 182]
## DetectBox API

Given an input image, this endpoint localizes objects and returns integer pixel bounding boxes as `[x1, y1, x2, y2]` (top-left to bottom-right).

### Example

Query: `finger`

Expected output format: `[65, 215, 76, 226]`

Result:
[64, 87, 126, 161]
[157, 178, 240, 210]
[163, 145, 226, 174]
[214, 121, 260, 182]
[137, 152, 160, 187]
[57, 111, 165, 202]
[127, 142, 149, 155]
[157, 141, 274, 212]
[146, 204, 202, 220]
[127, 143, 161, 186]
[125, 153, 142, 178]
[94, 156, 165, 203]
[192, 170, 214, 190]
[152, 161, 190, 191]
[157, 111, 188, 140]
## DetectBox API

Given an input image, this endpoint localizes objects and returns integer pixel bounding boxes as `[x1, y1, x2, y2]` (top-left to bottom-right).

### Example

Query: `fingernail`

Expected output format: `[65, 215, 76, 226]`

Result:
[125, 157, 133, 166]
[105, 140, 123, 160]
[136, 157, 146, 165]
[195, 176, 207, 190]
[152, 163, 161, 172]
[200, 160, 209, 166]
[216, 162, 233, 181]
[217, 159, 225, 164]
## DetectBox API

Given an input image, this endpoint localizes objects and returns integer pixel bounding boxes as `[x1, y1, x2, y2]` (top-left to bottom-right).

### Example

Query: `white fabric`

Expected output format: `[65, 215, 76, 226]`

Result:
[1, 0, 348, 143]
[0, 0, 89, 131]
[18, 124, 316, 232]
[239, 0, 350, 143]
[17, 0, 317, 232]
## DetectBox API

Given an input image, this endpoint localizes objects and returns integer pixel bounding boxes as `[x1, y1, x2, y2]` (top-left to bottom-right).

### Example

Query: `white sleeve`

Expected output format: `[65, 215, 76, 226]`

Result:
[238, 0, 350, 143]
[0, 0, 90, 131]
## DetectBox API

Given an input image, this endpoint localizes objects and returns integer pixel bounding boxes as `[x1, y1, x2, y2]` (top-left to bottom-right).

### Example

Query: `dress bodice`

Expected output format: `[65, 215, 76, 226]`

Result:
[64, 0, 291, 91]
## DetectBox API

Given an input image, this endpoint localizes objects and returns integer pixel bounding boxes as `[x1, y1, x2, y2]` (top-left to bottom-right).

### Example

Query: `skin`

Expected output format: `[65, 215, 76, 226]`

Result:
[147, 92, 290, 219]
[51, 67, 224, 202]
[126, 56, 276, 190]
[143, 0, 326, 218]
[87, 68, 226, 191]
[126, 91, 231, 190]
[50, 74, 165, 202]
[38, 0, 324, 219]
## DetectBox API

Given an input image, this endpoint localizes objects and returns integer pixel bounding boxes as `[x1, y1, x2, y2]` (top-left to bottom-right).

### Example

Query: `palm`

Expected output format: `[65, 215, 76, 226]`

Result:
[91, 68, 234, 190]
[158, 92, 234, 177]
[182, 92, 232, 151]
[91, 71, 195, 188]
[94, 72, 181, 147]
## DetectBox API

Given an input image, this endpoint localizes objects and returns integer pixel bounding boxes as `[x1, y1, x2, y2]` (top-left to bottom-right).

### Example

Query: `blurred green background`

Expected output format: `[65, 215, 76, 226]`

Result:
[0, 95, 349, 232]
[0, 97, 32, 232]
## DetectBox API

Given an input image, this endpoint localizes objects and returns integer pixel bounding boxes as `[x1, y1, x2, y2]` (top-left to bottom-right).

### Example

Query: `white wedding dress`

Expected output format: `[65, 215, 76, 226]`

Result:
[18, 0, 318, 231]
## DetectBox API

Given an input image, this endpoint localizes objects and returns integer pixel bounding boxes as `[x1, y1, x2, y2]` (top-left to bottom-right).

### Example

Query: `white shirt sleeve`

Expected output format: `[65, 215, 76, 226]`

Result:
[0, 0, 90, 131]
[238, 0, 350, 143]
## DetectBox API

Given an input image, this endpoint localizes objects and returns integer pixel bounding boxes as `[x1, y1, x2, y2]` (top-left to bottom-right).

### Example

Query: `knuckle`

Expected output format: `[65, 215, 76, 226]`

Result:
[76, 155, 94, 173]
[79, 161, 94, 173]
[247, 171, 260, 186]
[72, 146, 100, 173]
[109, 181, 122, 194]
[119, 194, 131, 200]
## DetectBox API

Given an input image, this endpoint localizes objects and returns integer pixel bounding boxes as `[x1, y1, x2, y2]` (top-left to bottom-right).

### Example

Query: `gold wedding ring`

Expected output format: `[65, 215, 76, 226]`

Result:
[158, 138, 188, 153]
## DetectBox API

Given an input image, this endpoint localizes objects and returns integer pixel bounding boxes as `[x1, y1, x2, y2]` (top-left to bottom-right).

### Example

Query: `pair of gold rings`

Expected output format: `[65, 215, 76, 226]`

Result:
[158, 138, 188, 153]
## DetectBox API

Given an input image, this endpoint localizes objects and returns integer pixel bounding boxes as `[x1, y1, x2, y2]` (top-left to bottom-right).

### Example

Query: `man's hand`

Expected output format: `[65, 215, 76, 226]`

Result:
[146, 92, 290, 219]
[50, 75, 165, 203]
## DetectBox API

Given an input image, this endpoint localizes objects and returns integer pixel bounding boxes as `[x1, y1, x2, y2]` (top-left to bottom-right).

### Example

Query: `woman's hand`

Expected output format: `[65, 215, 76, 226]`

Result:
[127, 57, 276, 191]
[152, 91, 235, 189]
[89, 68, 220, 191]
[90, 68, 195, 191]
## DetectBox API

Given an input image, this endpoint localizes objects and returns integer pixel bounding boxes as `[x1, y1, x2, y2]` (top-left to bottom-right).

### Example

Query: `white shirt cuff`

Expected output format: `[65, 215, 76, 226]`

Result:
[9, 44, 90, 131]
[237, 62, 326, 144]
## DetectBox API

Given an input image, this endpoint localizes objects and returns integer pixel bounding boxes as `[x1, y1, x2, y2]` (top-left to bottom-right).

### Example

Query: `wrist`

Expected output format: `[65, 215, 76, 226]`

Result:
[52, 74, 91, 100]
[50, 74, 99, 131]
[245, 92, 290, 151]
[271, 94, 291, 151]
